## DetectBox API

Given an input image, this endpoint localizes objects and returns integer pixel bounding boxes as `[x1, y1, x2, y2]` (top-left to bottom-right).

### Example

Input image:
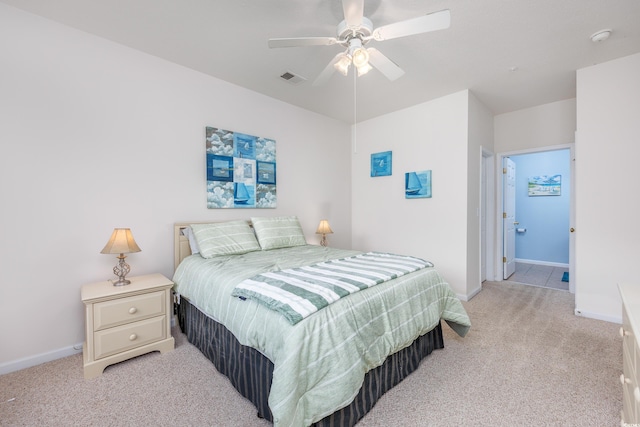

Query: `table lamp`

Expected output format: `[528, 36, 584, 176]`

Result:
[100, 228, 141, 286]
[315, 220, 333, 247]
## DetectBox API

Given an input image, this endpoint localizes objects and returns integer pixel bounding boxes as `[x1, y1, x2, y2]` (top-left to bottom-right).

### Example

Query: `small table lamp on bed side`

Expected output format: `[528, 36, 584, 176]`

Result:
[100, 228, 141, 286]
[316, 220, 333, 247]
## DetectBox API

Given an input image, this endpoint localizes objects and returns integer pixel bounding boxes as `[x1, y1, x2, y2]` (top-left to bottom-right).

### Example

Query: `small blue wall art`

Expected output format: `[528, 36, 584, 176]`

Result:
[405, 170, 432, 199]
[205, 126, 277, 208]
[370, 151, 392, 177]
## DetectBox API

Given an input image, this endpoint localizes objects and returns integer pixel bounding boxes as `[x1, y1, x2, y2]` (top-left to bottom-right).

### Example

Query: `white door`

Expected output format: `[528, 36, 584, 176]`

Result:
[481, 155, 487, 282]
[503, 157, 516, 279]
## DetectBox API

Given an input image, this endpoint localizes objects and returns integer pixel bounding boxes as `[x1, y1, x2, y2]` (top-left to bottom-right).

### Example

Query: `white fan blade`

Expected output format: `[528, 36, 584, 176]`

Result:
[373, 9, 450, 41]
[342, 0, 364, 28]
[367, 48, 405, 81]
[268, 37, 338, 48]
[312, 53, 342, 86]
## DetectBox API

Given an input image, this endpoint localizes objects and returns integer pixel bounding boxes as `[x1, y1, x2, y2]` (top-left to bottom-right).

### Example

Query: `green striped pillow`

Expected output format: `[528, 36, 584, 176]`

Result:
[190, 221, 261, 258]
[251, 216, 307, 250]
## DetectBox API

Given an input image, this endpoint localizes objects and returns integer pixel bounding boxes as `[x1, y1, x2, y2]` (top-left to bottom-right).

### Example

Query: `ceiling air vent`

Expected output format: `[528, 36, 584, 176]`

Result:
[279, 71, 307, 85]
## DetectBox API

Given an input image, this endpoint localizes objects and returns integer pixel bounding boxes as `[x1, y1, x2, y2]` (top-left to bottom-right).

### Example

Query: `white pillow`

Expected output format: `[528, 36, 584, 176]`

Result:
[190, 221, 261, 258]
[251, 216, 307, 250]
[183, 226, 200, 255]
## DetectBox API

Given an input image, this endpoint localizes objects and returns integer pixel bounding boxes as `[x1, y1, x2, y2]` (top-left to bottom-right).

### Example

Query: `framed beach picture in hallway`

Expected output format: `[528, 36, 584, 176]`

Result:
[528, 174, 561, 196]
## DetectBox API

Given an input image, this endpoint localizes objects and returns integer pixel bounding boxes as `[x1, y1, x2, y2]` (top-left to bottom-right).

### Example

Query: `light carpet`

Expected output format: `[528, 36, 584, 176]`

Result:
[0, 281, 622, 426]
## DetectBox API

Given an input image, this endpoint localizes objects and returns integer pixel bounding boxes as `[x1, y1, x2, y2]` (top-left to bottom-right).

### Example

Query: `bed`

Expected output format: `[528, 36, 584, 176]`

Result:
[172, 218, 470, 427]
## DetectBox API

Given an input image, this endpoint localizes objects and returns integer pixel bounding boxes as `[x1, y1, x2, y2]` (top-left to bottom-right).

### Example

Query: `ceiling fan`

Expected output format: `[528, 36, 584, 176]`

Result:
[268, 0, 450, 86]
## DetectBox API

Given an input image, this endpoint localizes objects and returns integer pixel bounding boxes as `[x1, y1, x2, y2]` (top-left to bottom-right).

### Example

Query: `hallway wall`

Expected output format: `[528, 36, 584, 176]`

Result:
[575, 52, 640, 322]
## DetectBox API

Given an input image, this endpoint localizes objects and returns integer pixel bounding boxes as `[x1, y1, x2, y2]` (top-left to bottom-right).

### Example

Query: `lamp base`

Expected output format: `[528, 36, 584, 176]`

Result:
[112, 278, 132, 286]
[111, 254, 132, 286]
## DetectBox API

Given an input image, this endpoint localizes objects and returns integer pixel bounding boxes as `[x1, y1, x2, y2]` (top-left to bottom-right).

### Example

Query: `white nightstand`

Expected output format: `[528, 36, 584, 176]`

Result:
[81, 273, 175, 379]
[619, 283, 640, 425]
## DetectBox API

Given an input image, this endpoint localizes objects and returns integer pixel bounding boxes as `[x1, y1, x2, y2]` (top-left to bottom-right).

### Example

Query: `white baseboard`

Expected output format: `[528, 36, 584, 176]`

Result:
[458, 285, 482, 302]
[574, 308, 621, 324]
[0, 343, 83, 376]
[515, 258, 569, 268]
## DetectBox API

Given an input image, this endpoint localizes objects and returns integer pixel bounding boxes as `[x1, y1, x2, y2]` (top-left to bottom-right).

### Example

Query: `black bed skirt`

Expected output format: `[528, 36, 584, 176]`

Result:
[178, 297, 444, 426]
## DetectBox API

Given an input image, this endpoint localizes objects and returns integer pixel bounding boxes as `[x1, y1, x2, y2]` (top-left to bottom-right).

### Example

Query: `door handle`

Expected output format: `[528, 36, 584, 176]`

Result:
[570, 228, 575, 232]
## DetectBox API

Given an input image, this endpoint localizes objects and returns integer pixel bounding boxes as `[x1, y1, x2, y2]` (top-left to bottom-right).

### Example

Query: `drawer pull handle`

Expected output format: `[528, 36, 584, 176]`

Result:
[634, 387, 640, 403]
[129, 334, 137, 341]
[621, 374, 631, 385]
[129, 307, 137, 314]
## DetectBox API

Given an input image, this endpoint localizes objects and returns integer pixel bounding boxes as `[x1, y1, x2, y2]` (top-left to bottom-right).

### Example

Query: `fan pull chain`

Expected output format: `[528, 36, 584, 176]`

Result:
[353, 68, 357, 153]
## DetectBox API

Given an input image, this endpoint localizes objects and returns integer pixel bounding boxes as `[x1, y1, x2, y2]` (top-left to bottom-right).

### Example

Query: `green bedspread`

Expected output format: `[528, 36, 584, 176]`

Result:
[173, 245, 470, 427]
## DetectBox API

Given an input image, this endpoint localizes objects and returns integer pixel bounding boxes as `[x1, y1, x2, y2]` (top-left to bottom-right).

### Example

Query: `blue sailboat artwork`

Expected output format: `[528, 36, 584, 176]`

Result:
[205, 126, 276, 209]
[233, 133, 256, 158]
[233, 182, 255, 207]
[371, 151, 392, 177]
[405, 170, 432, 199]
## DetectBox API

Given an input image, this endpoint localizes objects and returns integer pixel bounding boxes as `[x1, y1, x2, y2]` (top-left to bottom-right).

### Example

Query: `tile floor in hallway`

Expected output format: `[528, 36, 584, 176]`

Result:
[507, 262, 569, 291]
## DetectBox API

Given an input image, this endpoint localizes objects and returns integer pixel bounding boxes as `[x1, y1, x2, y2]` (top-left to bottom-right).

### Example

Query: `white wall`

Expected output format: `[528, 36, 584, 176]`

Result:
[0, 5, 352, 370]
[467, 92, 495, 296]
[495, 99, 577, 153]
[575, 53, 640, 322]
[351, 90, 489, 298]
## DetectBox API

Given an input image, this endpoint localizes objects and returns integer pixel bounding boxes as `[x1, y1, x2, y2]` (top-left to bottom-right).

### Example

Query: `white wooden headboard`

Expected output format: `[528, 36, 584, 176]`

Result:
[174, 223, 194, 272]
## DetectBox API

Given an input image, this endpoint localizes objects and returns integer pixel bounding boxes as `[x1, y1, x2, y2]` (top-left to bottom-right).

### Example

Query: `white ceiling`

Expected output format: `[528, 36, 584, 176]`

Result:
[3, 0, 640, 123]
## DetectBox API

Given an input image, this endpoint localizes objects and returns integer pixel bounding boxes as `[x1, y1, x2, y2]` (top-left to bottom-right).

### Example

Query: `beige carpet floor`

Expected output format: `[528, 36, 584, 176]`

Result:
[0, 281, 622, 426]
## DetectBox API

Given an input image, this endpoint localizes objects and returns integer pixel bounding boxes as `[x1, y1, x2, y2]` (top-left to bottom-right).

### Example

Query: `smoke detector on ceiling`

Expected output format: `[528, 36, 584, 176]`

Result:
[590, 29, 612, 43]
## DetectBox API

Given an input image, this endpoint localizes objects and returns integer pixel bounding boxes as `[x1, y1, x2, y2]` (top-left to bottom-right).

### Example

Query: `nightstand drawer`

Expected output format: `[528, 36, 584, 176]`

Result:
[94, 315, 166, 360]
[94, 290, 165, 331]
[623, 307, 635, 371]
[623, 343, 637, 422]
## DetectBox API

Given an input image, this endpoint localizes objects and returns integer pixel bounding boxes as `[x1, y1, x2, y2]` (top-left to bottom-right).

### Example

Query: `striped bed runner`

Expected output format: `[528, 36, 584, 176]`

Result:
[231, 252, 433, 324]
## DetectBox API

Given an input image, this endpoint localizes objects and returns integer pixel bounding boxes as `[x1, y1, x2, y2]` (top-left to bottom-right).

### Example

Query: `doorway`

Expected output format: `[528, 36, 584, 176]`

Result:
[496, 144, 575, 293]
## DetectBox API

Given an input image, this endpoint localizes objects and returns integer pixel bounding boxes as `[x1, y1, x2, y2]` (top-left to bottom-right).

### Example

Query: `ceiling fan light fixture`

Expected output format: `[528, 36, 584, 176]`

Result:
[269, 5, 452, 86]
[334, 53, 351, 76]
[356, 62, 372, 76]
[351, 47, 370, 68]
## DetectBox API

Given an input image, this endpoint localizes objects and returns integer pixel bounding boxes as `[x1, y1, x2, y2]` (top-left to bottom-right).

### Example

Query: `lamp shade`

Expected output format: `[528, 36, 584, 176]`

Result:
[316, 220, 333, 235]
[100, 228, 141, 254]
